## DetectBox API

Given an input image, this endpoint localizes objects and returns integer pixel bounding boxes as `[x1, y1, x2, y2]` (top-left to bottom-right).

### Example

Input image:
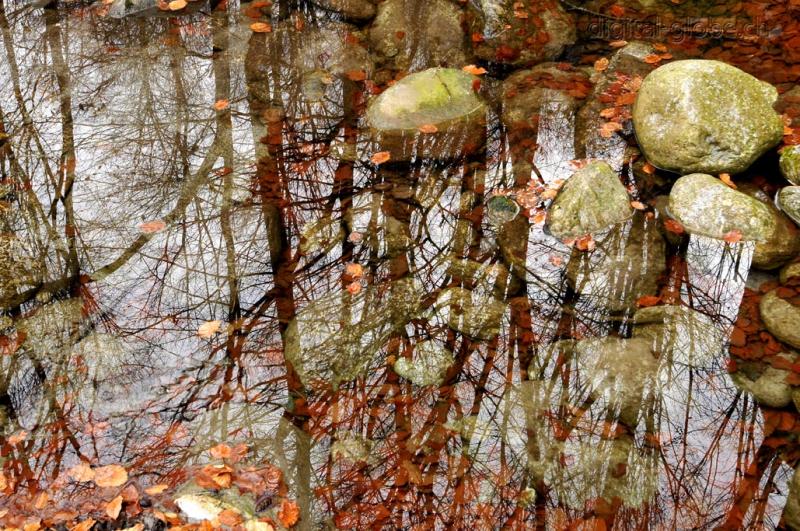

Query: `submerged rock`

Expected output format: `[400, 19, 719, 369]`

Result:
[312, 0, 376, 20]
[760, 289, 800, 350]
[784, 463, 800, 530]
[466, 0, 575, 67]
[485, 195, 520, 227]
[740, 184, 800, 269]
[546, 161, 633, 239]
[446, 256, 521, 300]
[433, 287, 506, 340]
[567, 214, 666, 313]
[368, 0, 468, 70]
[668, 173, 777, 241]
[393, 340, 455, 386]
[633, 304, 726, 367]
[778, 186, 800, 226]
[781, 146, 800, 186]
[285, 278, 421, 386]
[730, 353, 796, 408]
[573, 337, 659, 427]
[782, 261, 800, 284]
[365, 68, 487, 160]
[633, 60, 783, 174]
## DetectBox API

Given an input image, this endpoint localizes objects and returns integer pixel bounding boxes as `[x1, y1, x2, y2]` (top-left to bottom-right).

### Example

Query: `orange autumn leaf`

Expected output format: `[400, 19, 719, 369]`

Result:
[212, 99, 230, 111]
[642, 162, 656, 174]
[609, 40, 628, 48]
[34, 492, 49, 509]
[723, 229, 743, 243]
[643, 54, 663, 64]
[345, 70, 366, 81]
[218, 509, 243, 526]
[346, 281, 362, 295]
[167, 0, 186, 9]
[532, 210, 546, 224]
[209, 443, 232, 460]
[630, 200, 647, 210]
[599, 121, 623, 138]
[106, 495, 123, 520]
[418, 124, 438, 134]
[549, 254, 564, 267]
[344, 262, 364, 279]
[70, 519, 96, 531]
[608, 4, 625, 16]
[144, 484, 169, 495]
[719, 173, 737, 189]
[94, 464, 128, 488]
[250, 22, 272, 33]
[278, 499, 300, 527]
[67, 462, 95, 482]
[540, 188, 558, 200]
[636, 295, 661, 307]
[139, 220, 166, 234]
[197, 320, 222, 339]
[575, 234, 595, 251]
[370, 151, 391, 165]
[663, 218, 685, 234]
[594, 58, 609, 72]
[462, 64, 487, 75]
[8, 430, 27, 445]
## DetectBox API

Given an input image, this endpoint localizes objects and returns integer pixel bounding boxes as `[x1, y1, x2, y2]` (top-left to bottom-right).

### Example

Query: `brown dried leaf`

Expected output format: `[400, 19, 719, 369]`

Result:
[94, 464, 128, 488]
[106, 495, 123, 520]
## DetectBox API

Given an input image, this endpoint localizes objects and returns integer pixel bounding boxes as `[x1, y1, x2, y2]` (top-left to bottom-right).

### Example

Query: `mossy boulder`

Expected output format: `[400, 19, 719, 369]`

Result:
[633, 60, 783, 174]
[740, 184, 800, 269]
[778, 186, 800, 226]
[780, 145, 800, 185]
[668, 173, 777, 241]
[546, 160, 633, 239]
[760, 289, 800, 350]
[366, 68, 487, 160]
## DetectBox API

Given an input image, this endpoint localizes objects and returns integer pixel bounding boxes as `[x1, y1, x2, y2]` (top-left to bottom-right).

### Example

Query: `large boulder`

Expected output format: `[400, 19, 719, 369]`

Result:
[668, 173, 777, 241]
[760, 289, 800, 350]
[633, 60, 783, 174]
[368, 0, 468, 71]
[546, 160, 633, 239]
[365, 68, 487, 160]
[466, 0, 575, 67]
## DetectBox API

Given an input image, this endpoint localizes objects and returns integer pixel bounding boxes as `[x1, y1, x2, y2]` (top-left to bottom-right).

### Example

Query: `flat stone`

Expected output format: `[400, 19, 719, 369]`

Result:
[760, 289, 800, 350]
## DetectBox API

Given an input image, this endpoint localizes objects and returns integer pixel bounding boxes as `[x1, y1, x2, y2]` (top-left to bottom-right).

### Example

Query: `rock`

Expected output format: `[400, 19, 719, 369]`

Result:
[466, 0, 575, 67]
[786, 464, 800, 530]
[393, 340, 455, 386]
[284, 278, 421, 386]
[485, 195, 520, 227]
[730, 354, 795, 408]
[368, 0, 468, 70]
[778, 186, 800, 226]
[433, 287, 506, 340]
[668, 173, 777, 241]
[331, 434, 375, 463]
[573, 337, 659, 426]
[781, 145, 800, 186]
[760, 289, 800, 350]
[312, 0, 376, 20]
[446, 256, 521, 300]
[567, 214, 666, 313]
[782, 262, 800, 283]
[546, 160, 633, 239]
[740, 184, 800, 269]
[365, 68, 487, 160]
[632, 305, 726, 367]
[633, 60, 783, 174]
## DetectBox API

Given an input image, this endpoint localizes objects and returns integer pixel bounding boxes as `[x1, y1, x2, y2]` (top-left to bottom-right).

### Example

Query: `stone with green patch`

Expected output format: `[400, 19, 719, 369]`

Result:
[760, 289, 800, 350]
[781, 145, 800, 186]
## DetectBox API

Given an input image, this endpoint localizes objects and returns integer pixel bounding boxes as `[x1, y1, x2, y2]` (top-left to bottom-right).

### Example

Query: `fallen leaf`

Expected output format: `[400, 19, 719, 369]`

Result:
[94, 464, 128, 488]
[345, 70, 367, 81]
[643, 54, 663, 64]
[218, 509, 243, 526]
[277, 499, 300, 528]
[197, 320, 222, 339]
[609, 4, 625, 16]
[630, 200, 647, 210]
[609, 40, 628, 48]
[348, 231, 363, 243]
[139, 220, 166, 234]
[642, 162, 655, 174]
[594, 58, 609, 72]
[67, 462, 95, 482]
[212, 99, 230, 111]
[8, 430, 27, 445]
[209, 443, 232, 460]
[418, 124, 438, 134]
[540, 188, 558, 200]
[70, 519, 96, 531]
[23, 520, 41, 531]
[106, 495, 123, 520]
[120, 525, 144, 531]
[719, 173, 737, 189]
[34, 492, 49, 509]
[250, 22, 272, 33]
[370, 151, 391, 165]
[346, 281, 362, 295]
[636, 295, 661, 307]
[344, 263, 364, 279]
[462, 64, 487, 75]
[145, 484, 170, 495]
[663, 219, 685, 235]
[723, 229, 743, 243]
[575, 234, 595, 251]
[167, 0, 186, 9]
[549, 255, 564, 267]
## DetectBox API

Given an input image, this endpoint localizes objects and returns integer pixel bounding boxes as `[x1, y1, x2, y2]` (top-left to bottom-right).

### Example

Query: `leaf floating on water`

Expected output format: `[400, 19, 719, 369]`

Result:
[208, 443, 232, 460]
[642, 162, 656, 174]
[462, 64, 487, 75]
[723, 229, 743, 243]
[643, 54, 663, 64]
[663, 218, 685, 234]
[346, 281, 362, 295]
[67, 463, 95, 482]
[71, 519, 96, 531]
[609, 40, 628, 48]
[719, 173, 737, 189]
[94, 465, 128, 488]
[418, 124, 438, 134]
[636, 295, 661, 307]
[370, 151, 391, 165]
[167, 0, 186, 9]
[212, 99, 229, 111]
[197, 320, 222, 339]
[7, 430, 27, 445]
[575, 234, 595, 251]
[106, 495, 123, 520]
[277, 499, 300, 528]
[345, 70, 366, 81]
[139, 220, 166, 234]
[250, 22, 272, 33]
[630, 200, 647, 210]
[594, 58, 609, 72]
